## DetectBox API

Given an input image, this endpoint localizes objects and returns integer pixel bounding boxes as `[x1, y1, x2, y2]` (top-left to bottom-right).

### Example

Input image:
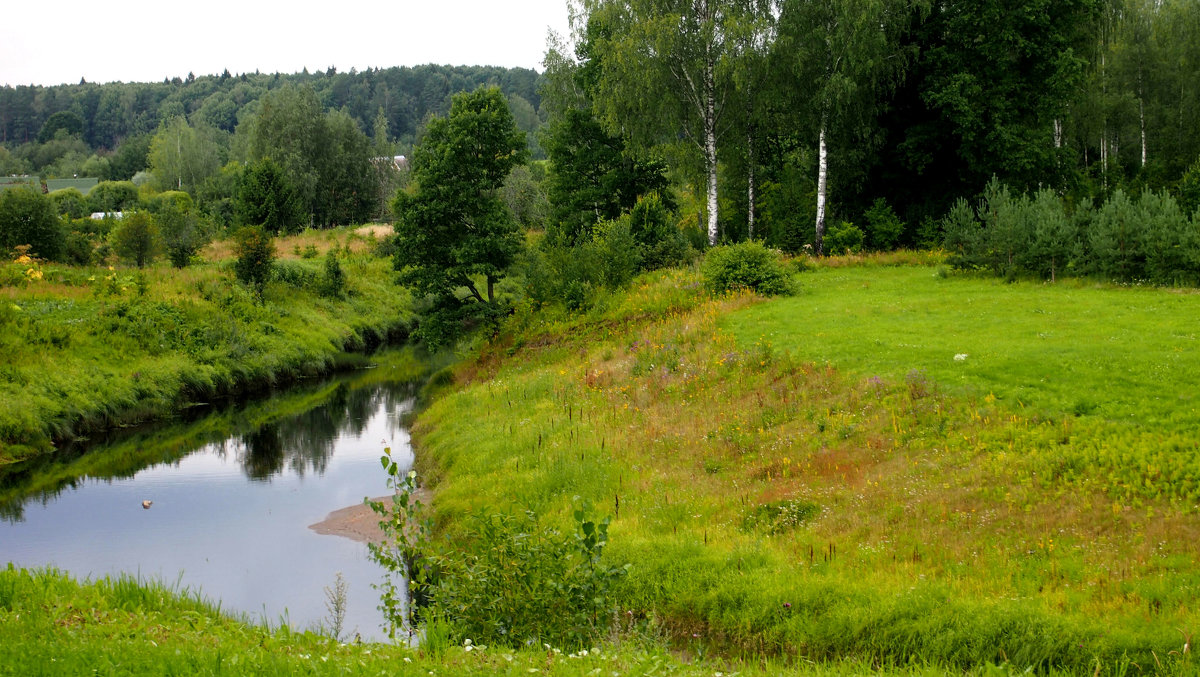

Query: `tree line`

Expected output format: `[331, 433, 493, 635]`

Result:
[541, 0, 1200, 254]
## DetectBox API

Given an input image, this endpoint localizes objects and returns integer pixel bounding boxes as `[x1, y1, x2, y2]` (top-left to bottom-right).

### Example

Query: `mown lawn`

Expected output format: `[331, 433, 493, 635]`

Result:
[723, 265, 1200, 429]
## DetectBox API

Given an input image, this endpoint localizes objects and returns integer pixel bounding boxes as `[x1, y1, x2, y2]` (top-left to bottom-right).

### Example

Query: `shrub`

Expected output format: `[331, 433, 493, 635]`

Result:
[824, 221, 865, 255]
[369, 454, 626, 650]
[48, 188, 89, 220]
[628, 192, 689, 271]
[701, 241, 795, 296]
[864, 198, 906, 251]
[0, 187, 64, 261]
[158, 203, 209, 268]
[236, 157, 304, 234]
[110, 212, 162, 268]
[319, 249, 346, 298]
[88, 181, 140, 213]
[232, 225, 275, 294]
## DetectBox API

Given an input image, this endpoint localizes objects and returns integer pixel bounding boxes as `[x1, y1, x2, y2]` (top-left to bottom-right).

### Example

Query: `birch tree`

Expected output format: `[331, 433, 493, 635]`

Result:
[776, 0, 913, 255]
[585, 0, 774, 246]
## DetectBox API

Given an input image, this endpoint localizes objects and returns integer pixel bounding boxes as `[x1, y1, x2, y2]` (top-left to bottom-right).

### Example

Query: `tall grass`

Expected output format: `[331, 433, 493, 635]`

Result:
[405, 264, 1198, 674]
[0, 227, 415, 463]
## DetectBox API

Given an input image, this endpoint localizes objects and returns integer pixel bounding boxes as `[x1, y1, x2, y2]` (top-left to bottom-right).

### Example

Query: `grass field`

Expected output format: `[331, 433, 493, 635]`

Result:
[405, 262, 1199, 674]
[5, 257, 1199, 674]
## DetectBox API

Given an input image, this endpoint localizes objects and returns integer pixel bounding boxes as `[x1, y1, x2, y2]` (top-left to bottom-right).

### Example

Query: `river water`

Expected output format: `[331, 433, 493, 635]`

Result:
[0, 370, 416, 642]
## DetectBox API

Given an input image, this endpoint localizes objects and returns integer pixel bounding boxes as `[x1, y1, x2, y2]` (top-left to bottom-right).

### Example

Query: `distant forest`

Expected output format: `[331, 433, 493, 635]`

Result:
[0, 65, 544, 179]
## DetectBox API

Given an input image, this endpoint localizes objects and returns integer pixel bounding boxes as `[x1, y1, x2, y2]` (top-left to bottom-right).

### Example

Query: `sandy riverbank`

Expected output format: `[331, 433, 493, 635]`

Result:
[308, 496, 393, 544]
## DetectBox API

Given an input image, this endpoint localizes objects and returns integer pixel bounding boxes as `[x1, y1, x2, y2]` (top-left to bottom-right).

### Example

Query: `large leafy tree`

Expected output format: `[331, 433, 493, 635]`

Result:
[392, 87, 528, 305]
[585, 0, 776, 246]
[148, 116, 222, 193]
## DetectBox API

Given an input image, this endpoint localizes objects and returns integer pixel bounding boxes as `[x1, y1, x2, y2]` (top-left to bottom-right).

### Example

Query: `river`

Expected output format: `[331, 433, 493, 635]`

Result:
[0, 365, 419, 642]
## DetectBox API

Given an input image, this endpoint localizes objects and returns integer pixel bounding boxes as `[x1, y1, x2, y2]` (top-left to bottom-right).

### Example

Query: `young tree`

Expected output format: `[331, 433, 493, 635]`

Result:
[158, 202, 210, 268]
[392, 87, 528, 306]
[233, 225, 276, 295]
[111, 212, 163, 268]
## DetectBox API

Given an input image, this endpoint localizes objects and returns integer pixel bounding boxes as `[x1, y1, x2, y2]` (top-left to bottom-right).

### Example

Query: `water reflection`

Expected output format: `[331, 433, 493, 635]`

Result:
[0, 359, 421, 641]
[0, 375, 415, 521]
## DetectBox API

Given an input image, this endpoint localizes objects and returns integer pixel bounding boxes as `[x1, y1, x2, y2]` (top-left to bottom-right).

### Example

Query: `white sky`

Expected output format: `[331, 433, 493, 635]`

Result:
[0, 1, 572, 87]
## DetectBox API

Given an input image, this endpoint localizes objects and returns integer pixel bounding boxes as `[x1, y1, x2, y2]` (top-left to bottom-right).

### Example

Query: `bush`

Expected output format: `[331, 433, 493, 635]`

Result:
[0, 187, 64, 261]
[628, 192, 689, 271]
[236, 157, 304, 234]
[701, 241, 795, 296]
[110, 212, 162, 268]
[157, 203, 209, 268]
[864, 198, 906, 251]
[232, 225, 275, 294]
[369, 456, 626, 650]
[88, 181, 140, 213]
[824, 221, 865, 255]
[319, 249, 346, 298]
[48, 188, 89, 220]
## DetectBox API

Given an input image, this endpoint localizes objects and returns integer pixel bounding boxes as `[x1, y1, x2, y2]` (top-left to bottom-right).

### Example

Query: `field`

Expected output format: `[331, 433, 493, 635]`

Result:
[408, 260, 1199, 674]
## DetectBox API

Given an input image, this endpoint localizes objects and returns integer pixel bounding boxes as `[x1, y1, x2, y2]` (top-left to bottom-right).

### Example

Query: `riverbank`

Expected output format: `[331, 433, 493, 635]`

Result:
[0, 226, 415, 464]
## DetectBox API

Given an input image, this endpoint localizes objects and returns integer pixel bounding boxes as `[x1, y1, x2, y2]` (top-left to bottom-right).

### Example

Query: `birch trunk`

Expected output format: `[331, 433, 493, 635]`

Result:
[1139, 97, 1147, 168]
[747, 127, 756, 240]
[815, 123, 828, 256]
[704, 37, 719, 247]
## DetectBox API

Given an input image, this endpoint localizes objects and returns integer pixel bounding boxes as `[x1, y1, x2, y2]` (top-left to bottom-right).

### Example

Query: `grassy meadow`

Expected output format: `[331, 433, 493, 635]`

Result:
[407, 261, 1199, 674]
[0, 226, 414, 463]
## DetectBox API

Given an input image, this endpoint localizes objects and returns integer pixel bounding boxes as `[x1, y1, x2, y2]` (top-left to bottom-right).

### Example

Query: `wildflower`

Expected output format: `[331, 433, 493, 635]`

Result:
[14, 255, 32, 264]
[954, 353, 968, 362]
[783, 602, 792, 609]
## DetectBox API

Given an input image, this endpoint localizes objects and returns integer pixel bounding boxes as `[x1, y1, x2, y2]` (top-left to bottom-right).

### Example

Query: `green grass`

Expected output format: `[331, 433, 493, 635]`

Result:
[401, 265, 1199, 674]
[724, 265, 1200, 429]
[1, 565, 1022, 677]
[0, 227, 415, 463]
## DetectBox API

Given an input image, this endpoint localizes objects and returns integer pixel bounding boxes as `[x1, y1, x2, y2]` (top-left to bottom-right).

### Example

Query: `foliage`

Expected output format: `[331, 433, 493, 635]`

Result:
[392, 87, 527, 308]
[701, 241, 795, 296]
[370, 451, 625, 649]
[319, 249, 346, 299]
[148, 116, 222, 193]
[236, 157, 305, 234]
[823, 222, 865, 255]
[627, 192, 690, 271]
[864, 198, 906, 251]
[48, 188, 89, 220]
[0, 186, 64, 261]
[110, 212, 162, 268]
[232, 225, 276, 294]
[88, 181, 140, 213]
[944, 178, 1200, 285]
[157, 203, 210, 268]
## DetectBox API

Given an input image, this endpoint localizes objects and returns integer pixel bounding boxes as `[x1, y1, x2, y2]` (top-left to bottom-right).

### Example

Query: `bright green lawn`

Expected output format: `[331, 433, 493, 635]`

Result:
[725, 266, 1200, 429]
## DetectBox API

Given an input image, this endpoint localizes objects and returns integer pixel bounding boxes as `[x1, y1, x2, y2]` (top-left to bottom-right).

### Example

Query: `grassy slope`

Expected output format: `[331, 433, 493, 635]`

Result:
[408, 264, 1198, 674]
[0, 228, 414, 463]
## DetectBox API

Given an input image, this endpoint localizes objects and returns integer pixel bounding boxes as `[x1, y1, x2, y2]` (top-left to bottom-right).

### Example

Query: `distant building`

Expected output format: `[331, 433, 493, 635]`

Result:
[373, 156, 409, 172]
[89, 211, 124, 220]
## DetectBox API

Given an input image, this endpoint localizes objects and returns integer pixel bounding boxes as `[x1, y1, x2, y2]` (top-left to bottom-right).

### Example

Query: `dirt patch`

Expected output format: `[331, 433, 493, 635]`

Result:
[309, 496, 392, 544]
[309, 489, 429, 544]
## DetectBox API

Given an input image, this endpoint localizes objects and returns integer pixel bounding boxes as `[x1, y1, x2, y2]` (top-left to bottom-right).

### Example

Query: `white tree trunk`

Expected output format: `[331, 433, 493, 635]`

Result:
[704, 45, 719, 246]
[1139, 97, 1147, 168]
[815, 123, 828, 256]
[1053, 119, 1063, 149]
[747, 129, 756, 240]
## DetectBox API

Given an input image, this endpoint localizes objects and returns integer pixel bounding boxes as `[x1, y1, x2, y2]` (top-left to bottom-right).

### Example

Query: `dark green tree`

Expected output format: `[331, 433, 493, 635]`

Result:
[392, 87, 528, 306]
[0, 187, 64, 261]
[232, 225, 276, 295]
[236, 157, 304, 233]
[37, 111, 85, 144]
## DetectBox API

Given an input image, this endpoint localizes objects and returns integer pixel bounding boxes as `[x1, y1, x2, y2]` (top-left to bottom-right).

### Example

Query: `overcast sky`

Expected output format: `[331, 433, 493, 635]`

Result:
[0, 0, 573, 87]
